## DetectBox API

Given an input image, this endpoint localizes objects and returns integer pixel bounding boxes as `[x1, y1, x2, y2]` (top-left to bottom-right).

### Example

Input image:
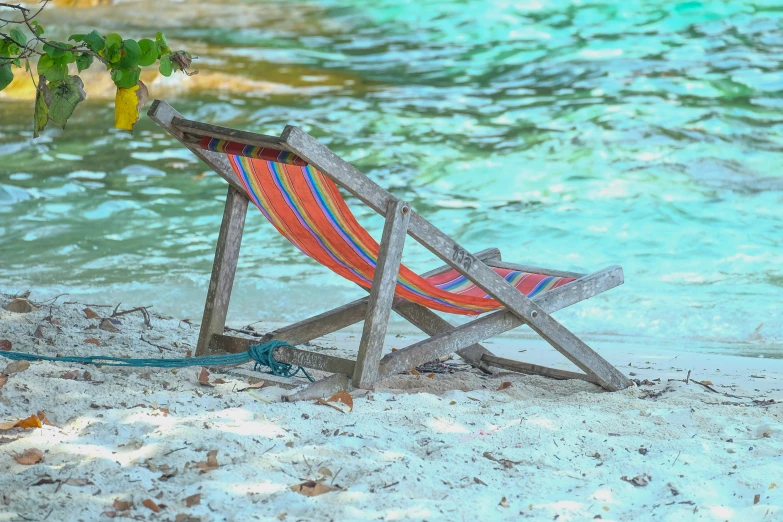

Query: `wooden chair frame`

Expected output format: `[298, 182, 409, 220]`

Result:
[148, 100, 633, 393]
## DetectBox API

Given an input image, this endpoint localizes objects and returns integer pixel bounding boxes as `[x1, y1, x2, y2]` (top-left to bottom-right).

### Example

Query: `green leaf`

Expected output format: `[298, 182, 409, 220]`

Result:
[103, 33, 122, 63]
[104, 33, 122, 49]
[112, 66, 141, 88]
[37, 55, 67, 82]
[76, 53, 93, 72]
[31, 21, 44, 37]
[0, 64, 13, 91]
[43, 42, 66, 59]
[34, 78, 50, 138]
[9, 28, 27, 48]
[158, 54, 172, 77]
[138, 39, 158, 67]
[70, 30, 104, 53]
[47, 75, 86, 128]
[155, 32, 170, 54]
[117, 39, 141, 69]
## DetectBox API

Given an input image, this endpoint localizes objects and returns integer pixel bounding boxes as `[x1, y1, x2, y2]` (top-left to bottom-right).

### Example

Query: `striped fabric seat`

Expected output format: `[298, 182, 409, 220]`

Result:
[201, 137, 575, 316]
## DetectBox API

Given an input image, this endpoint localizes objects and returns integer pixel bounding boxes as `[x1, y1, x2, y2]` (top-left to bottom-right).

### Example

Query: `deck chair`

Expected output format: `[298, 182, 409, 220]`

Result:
[148, 100, 633, 394]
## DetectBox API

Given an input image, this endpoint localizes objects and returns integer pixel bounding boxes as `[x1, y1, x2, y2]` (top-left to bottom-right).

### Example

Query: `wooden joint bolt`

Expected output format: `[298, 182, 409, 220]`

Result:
[531, 310, 538, 319]
[401, 205, 410, 215]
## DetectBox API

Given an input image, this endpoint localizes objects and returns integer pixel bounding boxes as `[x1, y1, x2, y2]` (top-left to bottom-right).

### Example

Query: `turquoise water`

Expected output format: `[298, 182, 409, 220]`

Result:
[1, 0, 782, 356]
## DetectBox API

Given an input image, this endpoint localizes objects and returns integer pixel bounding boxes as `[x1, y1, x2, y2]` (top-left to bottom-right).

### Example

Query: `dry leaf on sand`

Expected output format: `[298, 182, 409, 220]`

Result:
[113, 499, 133, 511]
[195, 450, 219, 473]
[0, 374, 7, 388]
[0, 413, 44, 431]
[84, 338, 101, 346]
[198, 367, 213, 387]
[3, 298, 38, 313]
[238, 381, 265, 391]
[184, 493, 200, 507]
[327, 392, 354, 412]
[13, 448, 44, 465]
[4, 360, 30, 374]
[0, 339, 11, 351]
[314, 398, 346, 413]
[497, 382, 512, 391]
[290, 480, 337, 497]
[99, 318, 121, 333]
[142, 499, 160, 512]
[83, 307, 101, 319]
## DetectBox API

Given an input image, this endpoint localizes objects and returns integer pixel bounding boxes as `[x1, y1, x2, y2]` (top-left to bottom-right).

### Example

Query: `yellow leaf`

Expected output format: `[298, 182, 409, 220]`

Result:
[114, 81, 149, 132]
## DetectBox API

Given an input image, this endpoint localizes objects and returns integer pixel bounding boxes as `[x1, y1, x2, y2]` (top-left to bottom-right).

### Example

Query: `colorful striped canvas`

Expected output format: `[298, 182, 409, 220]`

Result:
[202, 139, 575, 315]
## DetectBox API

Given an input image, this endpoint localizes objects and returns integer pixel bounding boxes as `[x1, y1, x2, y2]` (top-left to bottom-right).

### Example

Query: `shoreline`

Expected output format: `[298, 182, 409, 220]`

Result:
[0, 294, 781, 521]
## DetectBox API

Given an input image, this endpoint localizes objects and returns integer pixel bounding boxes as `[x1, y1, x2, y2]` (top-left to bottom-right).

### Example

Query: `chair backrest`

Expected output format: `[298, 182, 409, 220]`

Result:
[200, 137, 575, 316]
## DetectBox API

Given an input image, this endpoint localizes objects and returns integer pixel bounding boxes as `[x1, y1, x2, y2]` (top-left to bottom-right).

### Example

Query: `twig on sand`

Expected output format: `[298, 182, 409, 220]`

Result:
[140, 335, 171, 352]
[164, 446, 188, 456]
[671, 450, 681, 467]
[113, 306, 153, 328]
[331, 467, 342, 485]
[33, 293, 68, 306]
[224, 326, 265, 338]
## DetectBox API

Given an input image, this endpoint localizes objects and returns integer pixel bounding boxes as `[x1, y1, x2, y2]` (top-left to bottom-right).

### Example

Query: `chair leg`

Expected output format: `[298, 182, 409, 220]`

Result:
[195, 186, 249, 356]
[353, 200, 411, 388]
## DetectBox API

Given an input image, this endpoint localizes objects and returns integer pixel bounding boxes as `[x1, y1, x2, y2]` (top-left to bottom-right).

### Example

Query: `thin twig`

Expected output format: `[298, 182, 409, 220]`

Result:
[164, 446, 188, 456]
[140, 335, 171, 352]
[223, 326, 265, 338]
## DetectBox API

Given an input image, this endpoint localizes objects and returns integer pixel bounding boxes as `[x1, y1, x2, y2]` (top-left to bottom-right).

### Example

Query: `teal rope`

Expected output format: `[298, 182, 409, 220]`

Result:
[0, 340, 314, 382]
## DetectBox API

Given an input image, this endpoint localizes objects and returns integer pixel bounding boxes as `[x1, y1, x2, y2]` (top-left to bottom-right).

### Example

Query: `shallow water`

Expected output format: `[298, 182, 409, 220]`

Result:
[1, 0, 782, 356]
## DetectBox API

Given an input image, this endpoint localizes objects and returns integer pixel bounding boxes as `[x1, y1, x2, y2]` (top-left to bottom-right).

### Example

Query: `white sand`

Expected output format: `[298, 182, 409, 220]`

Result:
[0, 295, 781, 522]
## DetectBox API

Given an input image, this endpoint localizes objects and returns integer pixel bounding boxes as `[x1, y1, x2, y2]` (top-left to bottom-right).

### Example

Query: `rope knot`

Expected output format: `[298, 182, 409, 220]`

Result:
[248, 340, 313, 382]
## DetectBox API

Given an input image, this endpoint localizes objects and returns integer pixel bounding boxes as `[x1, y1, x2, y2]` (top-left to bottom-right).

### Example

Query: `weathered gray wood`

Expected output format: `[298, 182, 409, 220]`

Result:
[194, 186, 248, 356]
[378, 266, 625, 378]
[388, 247, 501, 371]
[481, 355, 599, 385]
[148, 101, 247, 194]
[222, 367, 304, 390]
[353, 200, 411, 388]
[485, 260, 584, 279]
[157, 113, 630, 391]
[406, 215, 631, 391]
[172, 116, 291, 151]
[211, 334, 356, 375]
[283, 125, 631, 390]
[282, 373, 351, 402]
[262, 297, 370, 345]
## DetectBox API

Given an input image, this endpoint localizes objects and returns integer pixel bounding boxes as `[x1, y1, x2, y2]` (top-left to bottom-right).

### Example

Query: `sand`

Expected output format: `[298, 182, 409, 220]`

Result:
[0, 293, 781, 522]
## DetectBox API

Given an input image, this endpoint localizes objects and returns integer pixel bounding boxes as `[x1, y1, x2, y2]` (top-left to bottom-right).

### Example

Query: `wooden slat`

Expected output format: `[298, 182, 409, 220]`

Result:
[282, 125, 631, 391]
[481, 355, 599, 385]
[211, 334, 356, 376]
[147, 101, 248, 194]
[378, 266, 625, 378]
[194, 186, 248, 356]
[485, 260, 584, 279]
[172, 116, 291, 151]
[262, 297, 370, 345]
[353, 199, 411, 388]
